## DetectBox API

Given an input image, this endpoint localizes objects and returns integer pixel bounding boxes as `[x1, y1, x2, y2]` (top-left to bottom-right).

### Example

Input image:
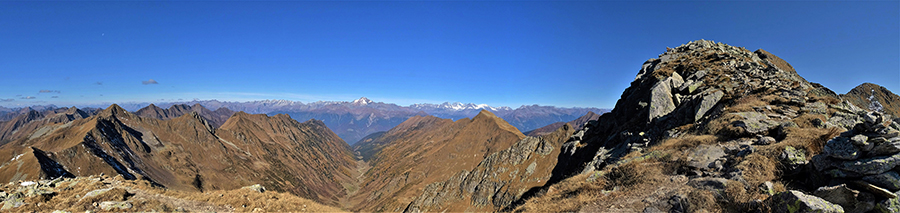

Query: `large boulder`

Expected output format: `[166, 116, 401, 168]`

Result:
[766, 190, 844, 213]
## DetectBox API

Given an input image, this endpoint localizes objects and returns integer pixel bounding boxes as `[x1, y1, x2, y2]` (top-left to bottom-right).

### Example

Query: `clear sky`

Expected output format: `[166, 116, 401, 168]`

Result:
[1, 1, 898, 108]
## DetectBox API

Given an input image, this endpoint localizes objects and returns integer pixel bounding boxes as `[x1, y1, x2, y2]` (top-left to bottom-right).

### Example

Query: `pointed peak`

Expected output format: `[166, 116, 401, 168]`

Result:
[100, 104, 129, 118]
[473, 109, 497, 118]
[351, 97, 374, 105]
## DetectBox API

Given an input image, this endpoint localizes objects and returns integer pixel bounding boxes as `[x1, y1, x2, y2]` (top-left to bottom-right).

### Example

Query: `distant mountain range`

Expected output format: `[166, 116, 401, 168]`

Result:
[7, 98, 605, 144]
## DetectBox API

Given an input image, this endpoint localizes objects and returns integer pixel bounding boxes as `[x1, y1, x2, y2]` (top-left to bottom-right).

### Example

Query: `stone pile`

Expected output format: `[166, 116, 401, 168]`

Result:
[811, 111, 900, 212]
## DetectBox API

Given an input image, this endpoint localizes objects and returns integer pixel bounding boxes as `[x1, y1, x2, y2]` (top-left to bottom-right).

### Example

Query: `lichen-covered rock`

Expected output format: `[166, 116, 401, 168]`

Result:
[766, 190, 844, 213]
[780, 146, 808, 175]
[824, 137, 860, 160]
[874, 196, 900, 213]
[1, 192, 25, 210]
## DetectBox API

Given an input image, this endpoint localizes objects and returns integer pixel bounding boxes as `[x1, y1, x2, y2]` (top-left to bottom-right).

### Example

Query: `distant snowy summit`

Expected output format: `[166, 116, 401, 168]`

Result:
[351, 97, 375, 106]
[410, 102, 512, 112]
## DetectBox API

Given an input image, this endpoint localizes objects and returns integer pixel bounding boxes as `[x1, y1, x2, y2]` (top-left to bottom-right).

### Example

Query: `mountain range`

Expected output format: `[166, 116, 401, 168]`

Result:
[2, 40, 900, 212]
[5, 98, 605, 144]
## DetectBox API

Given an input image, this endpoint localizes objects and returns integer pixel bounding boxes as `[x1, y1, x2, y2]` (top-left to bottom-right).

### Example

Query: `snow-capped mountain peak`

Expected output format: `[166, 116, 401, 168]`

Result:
[411, 102, 507, 111]
[352, 97, 374, 105]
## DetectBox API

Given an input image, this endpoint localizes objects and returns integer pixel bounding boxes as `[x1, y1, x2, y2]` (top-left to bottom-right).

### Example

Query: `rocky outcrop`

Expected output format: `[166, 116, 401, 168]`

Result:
[811, 111, 900, 210]
[548, 40, 818, 185]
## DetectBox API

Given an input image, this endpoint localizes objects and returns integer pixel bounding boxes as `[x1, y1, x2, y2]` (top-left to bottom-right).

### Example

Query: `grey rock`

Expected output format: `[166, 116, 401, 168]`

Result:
[813, 184, 859, 209]
[871, 137, 900, 156]
[731, 112, 780, 134]
[802, 102, 828, 114]
[828, 111, 864, 130]
[780, 146, 808, 175]
[756, 136, 776, 145]
[694, 90, 723, 122]
[688, 177, 728, 191]
[99, 201, 132, 211]
[242, 184, 266, 193]
[850, 135, 869, 146]
[836, 153, 900, 175]
[862, 171, 900, 191]
[649, 78, 677, 122]
[766, 190, 845, 213]
[687, 145, 726, 171]
[824, 137, 860, 160]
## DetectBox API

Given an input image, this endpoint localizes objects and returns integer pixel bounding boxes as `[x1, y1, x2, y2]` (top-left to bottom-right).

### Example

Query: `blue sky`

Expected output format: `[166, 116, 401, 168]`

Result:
[1, 1, 897, 108]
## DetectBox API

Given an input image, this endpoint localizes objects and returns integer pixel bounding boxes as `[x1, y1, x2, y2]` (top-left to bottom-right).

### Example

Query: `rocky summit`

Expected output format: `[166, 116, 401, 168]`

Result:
[0, 40, 898, 212]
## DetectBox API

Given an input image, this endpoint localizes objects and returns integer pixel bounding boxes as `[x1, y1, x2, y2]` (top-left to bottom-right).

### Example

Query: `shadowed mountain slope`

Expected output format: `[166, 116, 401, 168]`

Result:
[525, 111, 602, 136]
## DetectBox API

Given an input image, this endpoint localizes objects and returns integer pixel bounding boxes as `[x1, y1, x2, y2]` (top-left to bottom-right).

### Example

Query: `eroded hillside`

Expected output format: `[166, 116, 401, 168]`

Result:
[0, 105, 356, 207]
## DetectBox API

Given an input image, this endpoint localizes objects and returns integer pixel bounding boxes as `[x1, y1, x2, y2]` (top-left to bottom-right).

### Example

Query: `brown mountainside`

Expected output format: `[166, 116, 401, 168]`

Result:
[0, 104, 355, 206]
[0, 107, 92, 146]
[349, 110, 525, 211]
[841, 82, 900, 118]
[405, 123, 576, 212]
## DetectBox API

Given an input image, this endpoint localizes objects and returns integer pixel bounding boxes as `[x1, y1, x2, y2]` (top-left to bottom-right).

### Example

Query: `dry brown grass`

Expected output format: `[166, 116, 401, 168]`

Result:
[687, 189, 720, 212]
[736, 154, 778, 186]
[5, 175, 345, 212]
[705, 113, 750, 138]
[514, 173, 606, 212]
[728, 95, 768, 113]
[515, 155, 669, 212]
[650, 135, 719, 153]
[760, 126, 841, 157]
[793, 114, 827, 128]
